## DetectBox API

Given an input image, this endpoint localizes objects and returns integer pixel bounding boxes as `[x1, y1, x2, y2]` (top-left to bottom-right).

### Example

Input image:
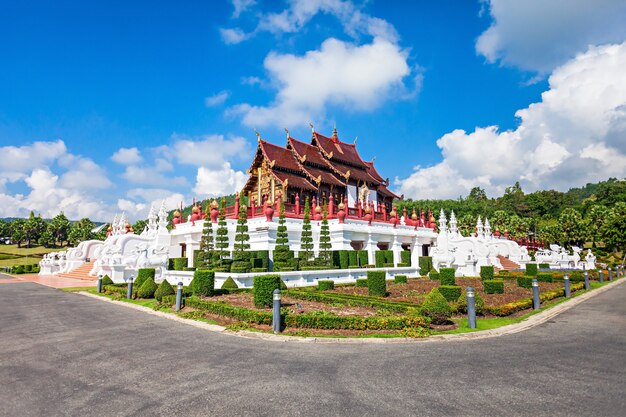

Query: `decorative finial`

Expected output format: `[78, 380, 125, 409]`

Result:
[284, 127, 289, 138]
[255, 129, 261, 140]
[372, 156, 376, 162]
[332, 124, 338, 139]
[354, 136, 357, 145]
[309, 122, 314, 132]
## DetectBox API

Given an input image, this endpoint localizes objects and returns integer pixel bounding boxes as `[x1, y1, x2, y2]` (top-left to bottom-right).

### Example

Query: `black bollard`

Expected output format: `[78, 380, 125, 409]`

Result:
[175, 282, 183, 311]
[97, 275, 103, 293]
[532, 279, 540, 310]
[127, 279, 133, 299]
[599, 270, 604, 284]
[466, 287, 476, 329]
[272, 289, 281, 334]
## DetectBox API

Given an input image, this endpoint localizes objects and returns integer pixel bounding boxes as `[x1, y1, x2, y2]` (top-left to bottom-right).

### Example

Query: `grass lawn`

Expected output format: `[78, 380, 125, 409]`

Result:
[0, 244, 61, 256]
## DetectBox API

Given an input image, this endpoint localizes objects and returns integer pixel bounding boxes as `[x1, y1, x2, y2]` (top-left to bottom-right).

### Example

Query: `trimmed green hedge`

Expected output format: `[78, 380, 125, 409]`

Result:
[154, 279, 175, 301]
[172, 257, 187, 271]
[516, 276, 534, 289]
[287, 290, 414, 313]
[429, 270, 440, 281]
[101, 275, 113, 285]
[487, 283, 584, 316]
[480, 266, 494, 281]
[538, 263, 550, 269]
[438, 285, 462, 302]
[400, 251, 411, 266]
[394, 275, 408, 284]
[191, 270, 215, 296]
[356, 278, 368, 287]
[230, 260, 251, 273]
[186, 296, 273, 324]
[103, 284, 127, 297]
[483, 279, 504, 294]
[338, 250, 350, 269]
[135, 268, 155, 288]
[367, 270, 387, 297]
[253, 274, 281, 308]
[456, 290, 485, 315]
[439, 268, 456, 286]
[375, 251, 386, 268]
[348, 251, 358, 267]
[526, 263, 538, 276]
[419, 256, 432, 276]
[358, 250, 369, 267]
[318, 280, 335, 291]
[536, 273, 553, 283]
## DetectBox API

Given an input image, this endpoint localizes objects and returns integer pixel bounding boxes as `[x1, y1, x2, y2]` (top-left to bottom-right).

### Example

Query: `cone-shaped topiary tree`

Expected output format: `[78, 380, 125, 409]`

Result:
[198, 201, 215, 268]
[273, 199, 293, 271]
[318, 203, 331, 265]
[215, 198, 229, 262]
[299, 197, 314, 263]
[137, 277, 158, 299]
[233, 202, 250, 256]
[154, 279, 175, 302]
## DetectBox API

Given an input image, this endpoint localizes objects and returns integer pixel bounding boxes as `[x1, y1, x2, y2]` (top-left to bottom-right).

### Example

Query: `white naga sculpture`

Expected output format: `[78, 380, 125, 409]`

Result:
[40, 202, 173, 282]
[431, 210, 530, 276]
[535, 245, 595, 270]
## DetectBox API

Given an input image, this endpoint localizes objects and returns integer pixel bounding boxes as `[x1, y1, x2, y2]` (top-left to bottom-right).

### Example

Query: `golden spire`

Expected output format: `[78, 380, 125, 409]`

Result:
[309, 122, 315, 133]
[332, 123, 338, 139]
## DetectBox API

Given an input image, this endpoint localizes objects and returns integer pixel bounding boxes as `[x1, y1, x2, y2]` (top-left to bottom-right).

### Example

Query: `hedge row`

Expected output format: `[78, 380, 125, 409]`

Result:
[394, 275, 408, 284]
[287, 290, 414, 313]
[480, 266, 494, 281]
[483, 279, 504, 294]
[6, 264, 40, 274]
[487, 282, 585, 316]
[419, 256, 432, 276]
[438, 285, 462, 302]
[367, 270, 387, 297]
[318, 280, 335, 291]
[439, 268, 456, 286]
[183, 296, 430, 330]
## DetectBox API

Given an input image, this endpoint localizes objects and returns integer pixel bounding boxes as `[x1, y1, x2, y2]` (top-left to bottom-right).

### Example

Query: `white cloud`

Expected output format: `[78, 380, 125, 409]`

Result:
[121, 165, 188, 187]
[231, 0, 256, 18]
[230, 37, 412, 127]
[193, 163, 246, 197]
[111, 147, 143, 165]
[396, 41, 626, 199]
[220, 28, 250, 45]
[0, 140, 67, 179]
[476, 0, 626, 73]
[205, 90, 231, 107]
[168, 134, 249, 167]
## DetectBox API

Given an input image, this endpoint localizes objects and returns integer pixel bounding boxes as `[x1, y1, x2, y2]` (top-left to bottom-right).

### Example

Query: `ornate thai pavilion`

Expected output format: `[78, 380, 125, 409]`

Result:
[242, 127, 398, 212]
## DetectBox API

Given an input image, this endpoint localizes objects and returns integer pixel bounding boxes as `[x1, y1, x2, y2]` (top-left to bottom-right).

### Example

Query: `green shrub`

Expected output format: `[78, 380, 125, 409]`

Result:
[383, 263, 395, 268]
[318, 280, 335, 291]
[483, 279, 504, 294]
[498, 270, 510, 276]
[154, 279, 175, 301]
[253, 274, 281, 308]
[394, 275, 408, 284]
[486, 283, 584, 316]
[429, 269, 440, 280]
[375, 251, 386, 267]
[384, 250, 394, 264]
[251, 267, 268, 272]
[221, 277, 239, 289]
[172, 257, 187, 271]
[438, 285, 462, 302]
[419, 288, 453, 324]
[356, 278, 368, 287]
[348, 251, 358, 267]
[367, 270, 387, 297]
[397, 262, 409, 267]
[13, 265, 24, 274]
[338, 250, 350, 269]
[101, 275, 113, 285]
[480, 266, 494, 281]
[24, 264, 32, 272]
[401, 251, 411, 266]
[137, 277, 158, 299]
[516, 276, 534, 289]
[230, 260, 251, 273]
[456, 290, 485, 314]
[135, 268, 156, 288]
[569, 271, 584, 282]
[419, 256, 433, 276]
[538, 263, 550, 269]
[439, 268, 456, 286]
[191, 270, 215, 296]
[526, 263, 538, 276]
[536, 273, 553, 283]
[280, 280, 288, 290]
[358, 250, 369, 267]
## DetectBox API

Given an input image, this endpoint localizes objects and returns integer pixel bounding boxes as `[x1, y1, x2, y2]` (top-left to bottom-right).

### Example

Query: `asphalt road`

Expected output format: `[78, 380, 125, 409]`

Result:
[0, 281, 624, 417]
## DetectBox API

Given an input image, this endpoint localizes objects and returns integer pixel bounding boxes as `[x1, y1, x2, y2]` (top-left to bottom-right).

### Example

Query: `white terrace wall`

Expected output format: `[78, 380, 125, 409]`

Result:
[163, 266, 418, 289]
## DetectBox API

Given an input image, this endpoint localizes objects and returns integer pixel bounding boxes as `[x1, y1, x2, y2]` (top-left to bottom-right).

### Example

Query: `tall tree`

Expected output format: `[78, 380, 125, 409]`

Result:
[602, 202, 626, 252]
[23, 211, 46, 248]
[318, 203, 331, 265]
[132, 219, 147, 235]
[233, 202, 250, 255]
[299, 197, 314, 262]
[68, 218, 96, 246]
[10, 219, 26, 248]
[198, 202, 215, 268]
[215, 198, 229, 262]
[558, 208, 588, 247]
[49, 213, 70, 246]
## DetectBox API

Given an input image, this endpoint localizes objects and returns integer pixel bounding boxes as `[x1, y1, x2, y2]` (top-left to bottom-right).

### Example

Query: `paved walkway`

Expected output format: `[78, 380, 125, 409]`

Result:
[0, 281, 624, 416]
[0, 273, 96, 288]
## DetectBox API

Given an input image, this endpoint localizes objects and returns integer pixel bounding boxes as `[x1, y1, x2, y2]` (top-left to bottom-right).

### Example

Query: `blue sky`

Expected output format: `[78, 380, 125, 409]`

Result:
[1, 0, 626, 221]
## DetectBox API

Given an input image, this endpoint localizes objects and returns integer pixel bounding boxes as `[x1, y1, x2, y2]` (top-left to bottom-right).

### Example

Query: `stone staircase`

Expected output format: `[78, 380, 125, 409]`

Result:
[497, 255, 521, 271]
[57, 260, 97, 281]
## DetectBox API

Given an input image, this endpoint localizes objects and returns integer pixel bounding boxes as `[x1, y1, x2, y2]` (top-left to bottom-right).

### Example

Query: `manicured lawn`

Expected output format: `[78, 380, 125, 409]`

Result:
[0, 244, 60, 256]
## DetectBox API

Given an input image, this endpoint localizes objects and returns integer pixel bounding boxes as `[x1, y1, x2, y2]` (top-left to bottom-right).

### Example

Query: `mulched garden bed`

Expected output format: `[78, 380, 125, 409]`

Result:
[204, 292, 379, 317]
[454, 277, 564, 306]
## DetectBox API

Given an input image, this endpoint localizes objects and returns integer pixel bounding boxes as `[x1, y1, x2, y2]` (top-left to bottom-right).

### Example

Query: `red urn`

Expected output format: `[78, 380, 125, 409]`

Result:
[172, 210, 181, 226]
[210, 200, 219, 223]
[314, 205, 323, 221]
[264, 199, 274, 222]
[364, 204, 372, 225]
[337, 201, 346, 224]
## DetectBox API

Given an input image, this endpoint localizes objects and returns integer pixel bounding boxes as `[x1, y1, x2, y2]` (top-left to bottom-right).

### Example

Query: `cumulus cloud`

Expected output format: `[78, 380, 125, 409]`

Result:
[476, 0, 626, 74]
[193, 163, 247, 196]
[204, 90, 230, 107]
[231, 0, 256, 18]
[230, 37, 413, 127]
[396, 41, 626, 199]
[0, 140, 67, 180]
[220, 28, 250, 45]
[111, 147, 143, 165]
